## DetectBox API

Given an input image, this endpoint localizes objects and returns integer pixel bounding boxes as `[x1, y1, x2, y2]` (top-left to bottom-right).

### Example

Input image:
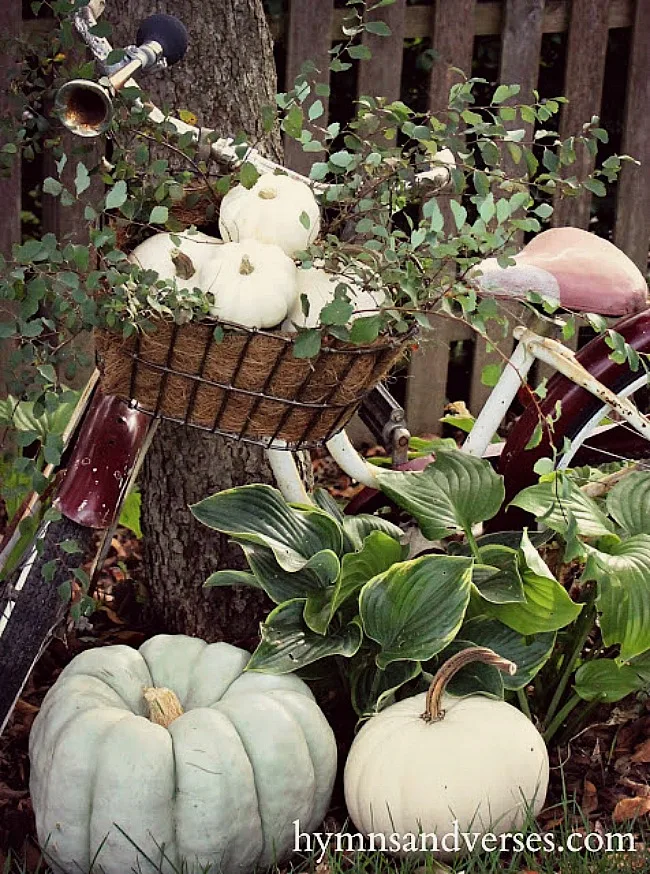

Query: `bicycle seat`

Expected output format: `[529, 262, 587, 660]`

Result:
[472, 227, 647, 317]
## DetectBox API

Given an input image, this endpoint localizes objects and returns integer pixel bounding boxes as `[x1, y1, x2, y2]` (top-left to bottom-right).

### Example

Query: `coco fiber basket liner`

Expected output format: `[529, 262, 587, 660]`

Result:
[95, 319, 411, 448]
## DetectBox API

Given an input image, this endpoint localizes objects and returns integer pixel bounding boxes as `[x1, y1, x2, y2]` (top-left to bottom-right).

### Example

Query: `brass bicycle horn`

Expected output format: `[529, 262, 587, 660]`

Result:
[55, 13, 188, 137]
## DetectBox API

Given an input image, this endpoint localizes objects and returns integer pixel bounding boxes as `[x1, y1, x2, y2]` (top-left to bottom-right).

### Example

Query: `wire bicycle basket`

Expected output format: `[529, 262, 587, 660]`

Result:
[95, 319, 413, 449]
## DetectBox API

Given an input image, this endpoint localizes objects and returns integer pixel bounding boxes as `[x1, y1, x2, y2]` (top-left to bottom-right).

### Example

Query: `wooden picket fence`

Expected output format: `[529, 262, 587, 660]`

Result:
[1, 0, 649, 433]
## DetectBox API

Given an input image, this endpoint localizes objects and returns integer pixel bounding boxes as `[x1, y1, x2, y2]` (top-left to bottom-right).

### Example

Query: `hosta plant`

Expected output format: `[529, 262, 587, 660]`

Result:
[191, 452, 541, 716]
[193, 452, 650, 733]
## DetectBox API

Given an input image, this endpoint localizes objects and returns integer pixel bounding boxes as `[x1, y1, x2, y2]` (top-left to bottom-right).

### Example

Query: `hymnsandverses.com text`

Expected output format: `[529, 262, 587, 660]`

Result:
[293, 820, 636, 863]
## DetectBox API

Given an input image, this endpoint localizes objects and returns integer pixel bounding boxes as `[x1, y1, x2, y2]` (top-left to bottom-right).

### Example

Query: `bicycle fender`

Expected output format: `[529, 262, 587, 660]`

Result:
[55, 393, 151, 528]
[498, 308, 650, 507]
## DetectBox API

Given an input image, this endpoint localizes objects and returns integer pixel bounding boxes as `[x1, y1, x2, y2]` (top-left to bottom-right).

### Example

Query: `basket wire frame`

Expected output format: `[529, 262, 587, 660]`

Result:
[112, 320, 410, 450]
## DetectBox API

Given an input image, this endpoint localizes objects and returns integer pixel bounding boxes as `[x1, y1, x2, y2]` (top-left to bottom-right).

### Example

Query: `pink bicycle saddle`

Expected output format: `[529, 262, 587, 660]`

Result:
[472, 227, 647, 317]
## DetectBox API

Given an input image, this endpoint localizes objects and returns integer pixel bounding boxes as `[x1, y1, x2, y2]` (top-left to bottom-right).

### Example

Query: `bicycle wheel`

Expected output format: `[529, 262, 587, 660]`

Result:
[495, 309, 650, 528]
[0, 515, 95, 735]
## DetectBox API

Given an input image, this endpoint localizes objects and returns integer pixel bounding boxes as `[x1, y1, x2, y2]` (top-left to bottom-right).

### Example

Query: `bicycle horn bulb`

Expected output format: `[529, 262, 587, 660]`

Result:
[136, 14, 189, 66]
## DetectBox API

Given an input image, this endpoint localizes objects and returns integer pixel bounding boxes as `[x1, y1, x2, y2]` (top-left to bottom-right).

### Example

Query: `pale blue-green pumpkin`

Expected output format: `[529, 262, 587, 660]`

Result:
[29, 634, 337, 874]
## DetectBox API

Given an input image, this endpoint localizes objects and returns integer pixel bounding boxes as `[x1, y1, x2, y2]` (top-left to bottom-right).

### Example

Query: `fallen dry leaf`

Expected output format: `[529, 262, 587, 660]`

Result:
[613, 796, 650, 822]
[631, 737, 650, 763]
[582, 778, 599, 814]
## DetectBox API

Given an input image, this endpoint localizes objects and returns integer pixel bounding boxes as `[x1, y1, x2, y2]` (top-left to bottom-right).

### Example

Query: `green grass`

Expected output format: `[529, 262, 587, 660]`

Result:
[3, 794, 648, 874]
[3, 823, 648, 874]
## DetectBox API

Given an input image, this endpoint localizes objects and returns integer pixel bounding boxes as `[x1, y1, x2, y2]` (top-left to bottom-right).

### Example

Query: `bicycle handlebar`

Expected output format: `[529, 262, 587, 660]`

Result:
[60, 5, 450, 192]
[57, 5, 329, 186]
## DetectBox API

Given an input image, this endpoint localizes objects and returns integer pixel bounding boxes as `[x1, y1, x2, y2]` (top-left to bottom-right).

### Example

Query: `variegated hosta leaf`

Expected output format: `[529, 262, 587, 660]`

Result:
[584, 535, 650, 660]
[204, 569, 261, 589]
[311, 487, 344, 522]
[606, 471, 650, 536]
[246, 600, 362, 674]
[191, 483, 343, 570]
[243, 543, 340, 604]
[360, 554, 473, 669]
[482, 569, 582, 635]
[510, 478, 614, 538]
[520, 528, 555, 579]
[0, 391, 80, 439]
[375, 449, 505, 540]
[342, 514, 404, 551]
[459, 616, 556, 690]
[629, 650, 650, 683]
[350, 659, 422, 717]
[304, 532, 404, 635]
[472, 544, 525, 604]
[448, 529, 551, 556]
[575, 658, 648, 703]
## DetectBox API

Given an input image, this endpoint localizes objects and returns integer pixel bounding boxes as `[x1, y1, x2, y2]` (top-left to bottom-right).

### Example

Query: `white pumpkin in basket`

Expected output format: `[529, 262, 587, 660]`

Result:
[219, 173, 321, 257]
[282, 264, 386, 330]
[30, 634, 337, 874]
[344, 648, 549, 860]
[418, 147, 456, 189]
[207, 240, 298, 328]
[129, 229, 223, 290]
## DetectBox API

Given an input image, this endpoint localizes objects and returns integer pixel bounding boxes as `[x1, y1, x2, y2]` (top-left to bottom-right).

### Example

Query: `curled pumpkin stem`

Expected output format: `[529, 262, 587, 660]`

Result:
[422, 647, 517, 724]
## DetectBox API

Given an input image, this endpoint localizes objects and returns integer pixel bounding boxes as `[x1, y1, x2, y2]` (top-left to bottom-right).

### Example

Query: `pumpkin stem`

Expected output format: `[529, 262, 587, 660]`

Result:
[422, 647, 517, 724]
[143, 687, 184, 728]
[257, 188, 277, 200]
[171, 250, 196, 281]
[239, 255, 255, 275]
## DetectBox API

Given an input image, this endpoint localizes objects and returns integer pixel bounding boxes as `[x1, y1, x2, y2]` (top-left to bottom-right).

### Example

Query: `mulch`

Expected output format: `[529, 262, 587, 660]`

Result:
[1, 452, 649, 871]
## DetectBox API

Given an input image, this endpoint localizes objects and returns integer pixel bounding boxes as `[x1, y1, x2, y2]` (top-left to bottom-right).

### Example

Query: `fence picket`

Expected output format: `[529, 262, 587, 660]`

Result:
[329, 1, 634, 41]
[406, 0, 477, 433]
[551, 0, 610, 229]
[468, 0, 545, 414]
[284, 0, 335, 176]
[357, 0, 406, 103]
[614, 0, 650, 271]
[0, 0, 22, 400]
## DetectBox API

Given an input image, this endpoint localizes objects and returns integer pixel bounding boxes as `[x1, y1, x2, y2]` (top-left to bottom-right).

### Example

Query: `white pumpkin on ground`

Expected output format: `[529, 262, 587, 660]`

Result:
[344, 648, 549, 859]
[282, 264, 386, 330]
[29, 634, 337, 874]
[219, 173, 321, 257]
[207, 240, 298, 328]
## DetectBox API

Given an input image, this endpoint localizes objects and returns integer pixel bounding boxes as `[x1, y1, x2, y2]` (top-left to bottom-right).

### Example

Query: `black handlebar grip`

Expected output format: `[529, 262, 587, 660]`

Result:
[136, 14, 189, 66]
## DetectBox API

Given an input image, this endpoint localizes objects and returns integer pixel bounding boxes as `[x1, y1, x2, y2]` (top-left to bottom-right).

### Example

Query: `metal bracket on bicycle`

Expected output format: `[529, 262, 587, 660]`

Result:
[359, 385, 411, 467]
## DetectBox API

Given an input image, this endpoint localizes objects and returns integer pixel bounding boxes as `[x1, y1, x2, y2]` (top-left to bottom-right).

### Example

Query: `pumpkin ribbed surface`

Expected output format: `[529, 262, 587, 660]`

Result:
[30, 634, 336, 874]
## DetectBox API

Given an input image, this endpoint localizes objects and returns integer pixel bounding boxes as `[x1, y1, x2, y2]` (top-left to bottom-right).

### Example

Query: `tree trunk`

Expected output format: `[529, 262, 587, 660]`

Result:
[109, 0, 285, 641]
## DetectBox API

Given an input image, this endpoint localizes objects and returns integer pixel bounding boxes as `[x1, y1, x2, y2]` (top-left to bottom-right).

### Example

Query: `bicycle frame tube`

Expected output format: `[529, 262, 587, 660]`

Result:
[462, 339, 536, 458]
[265, 431, 380, 507]
[265, 449, 312, 505]
[326, 432, 380, 488]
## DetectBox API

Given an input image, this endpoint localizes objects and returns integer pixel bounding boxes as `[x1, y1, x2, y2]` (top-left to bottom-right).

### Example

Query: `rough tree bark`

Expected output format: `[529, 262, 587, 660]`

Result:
[109, 0, 286, 641]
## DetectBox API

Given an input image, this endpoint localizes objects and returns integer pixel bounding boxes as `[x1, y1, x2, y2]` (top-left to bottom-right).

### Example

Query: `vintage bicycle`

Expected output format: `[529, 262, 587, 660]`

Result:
[0, 1, 648, 734]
